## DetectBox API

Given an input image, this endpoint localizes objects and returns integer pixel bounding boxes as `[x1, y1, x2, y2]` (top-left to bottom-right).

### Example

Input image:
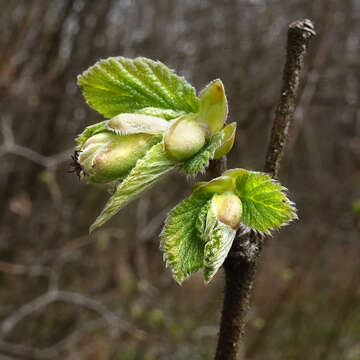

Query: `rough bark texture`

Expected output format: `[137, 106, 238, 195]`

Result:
[215, 19, 315, 360]
[265, 19, 316, 178]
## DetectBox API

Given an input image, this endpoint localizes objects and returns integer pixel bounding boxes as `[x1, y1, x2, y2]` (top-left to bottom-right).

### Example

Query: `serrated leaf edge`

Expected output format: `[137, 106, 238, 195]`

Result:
[90, 142, 175, 232]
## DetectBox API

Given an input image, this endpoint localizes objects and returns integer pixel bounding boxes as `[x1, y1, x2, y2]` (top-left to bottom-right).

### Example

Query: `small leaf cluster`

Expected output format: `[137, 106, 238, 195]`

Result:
[73, 56, 298, 286]
[75, 57, 236, 231]
[161, 169, 297, 283]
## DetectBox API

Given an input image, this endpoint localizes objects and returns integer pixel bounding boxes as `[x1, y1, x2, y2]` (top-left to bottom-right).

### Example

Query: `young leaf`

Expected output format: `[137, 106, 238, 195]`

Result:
[78, 57, 199, 118]
[76, 120, 109, 149]
[182, 131, 224, 174]
[107, 113, 170, 135]
[135, 107, 185, 120]
[191, 176, 233, 195]
[195, 199, 211, 239]
[213, 122, 237, 159]
[203, 218, 236, 283]
[161, 191, 213, 284]
[202, 195, 237, 282]
[231, 169, 297, 234]
[198, 79, 228, 135]
[90, 143, 175, 232]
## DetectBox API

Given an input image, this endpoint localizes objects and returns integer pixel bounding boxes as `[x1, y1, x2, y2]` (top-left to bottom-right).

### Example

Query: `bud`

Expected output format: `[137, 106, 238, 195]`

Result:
[78, 132, 155, 184]
[164, 116, 206, 162]
[211, 192, 242, 230]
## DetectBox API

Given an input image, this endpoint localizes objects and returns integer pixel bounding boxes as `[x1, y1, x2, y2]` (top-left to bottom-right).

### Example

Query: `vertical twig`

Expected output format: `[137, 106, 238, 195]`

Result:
[214, 19, 315, 360]
[264, 19, 316, 178]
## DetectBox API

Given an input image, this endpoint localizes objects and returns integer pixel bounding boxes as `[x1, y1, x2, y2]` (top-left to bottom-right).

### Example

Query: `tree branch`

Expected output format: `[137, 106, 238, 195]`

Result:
[215, 19, 315, 360]
[264, 19, 315, 178]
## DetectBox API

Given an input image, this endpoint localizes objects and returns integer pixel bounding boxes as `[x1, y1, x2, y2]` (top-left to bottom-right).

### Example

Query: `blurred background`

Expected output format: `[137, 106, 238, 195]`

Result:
[0, 0, 359, 359]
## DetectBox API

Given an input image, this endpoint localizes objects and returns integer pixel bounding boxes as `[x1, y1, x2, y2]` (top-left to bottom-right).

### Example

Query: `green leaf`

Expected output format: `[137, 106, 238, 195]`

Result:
[161, 191, 213, 284]
[182, 131, 224, 174]
[195, 199, 211, 239]
[203, 212, 236, 282]
[198, 79, 228, 135]
[90, 143, 175, 232]
[214, 122, 237, 159]
[135, 107, 185, 120]
[191, 176, 233, 195]
[107, 113, 170, 135]
[76, 120, 109, 149]
[78, 57, 199, 118]
[231, 169, 297, 234]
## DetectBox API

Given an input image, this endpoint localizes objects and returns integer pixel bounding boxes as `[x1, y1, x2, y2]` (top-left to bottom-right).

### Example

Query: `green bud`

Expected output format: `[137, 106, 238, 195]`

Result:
[211, 192, 242, 230]
[198, 79, 228, 135]
[164, 116, 206, 162]
[78, 132, 155, 184]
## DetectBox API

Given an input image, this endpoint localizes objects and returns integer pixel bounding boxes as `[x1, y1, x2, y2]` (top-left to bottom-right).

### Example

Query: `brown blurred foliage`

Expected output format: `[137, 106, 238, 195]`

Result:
[0, 1, 359, 359]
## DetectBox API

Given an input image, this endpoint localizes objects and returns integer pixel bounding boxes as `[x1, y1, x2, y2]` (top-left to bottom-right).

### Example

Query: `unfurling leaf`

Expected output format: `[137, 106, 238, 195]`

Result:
[214, 122, 237, 159]
[202, 193, 239, 282]
[203, 216, 236, 283]
[90, 143, 174, 232]
[161, 191, 212, 284]
[135, 107, 185, 120]
[198, 79, 228, 135]
[78, 57, 199, 118]
[107, 113, 170, 135]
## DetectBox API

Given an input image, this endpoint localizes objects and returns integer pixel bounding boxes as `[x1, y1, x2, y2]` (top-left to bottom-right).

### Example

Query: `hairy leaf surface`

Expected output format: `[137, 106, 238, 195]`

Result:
[231, 169, 297, 234]
[182, 131, 224, 174]
[90, 143, 174, 232]
[203, 213, 236, 282]
[78, 57, 199, 118]
[135, 107, 185, 120]
[161, 192, 213, 284]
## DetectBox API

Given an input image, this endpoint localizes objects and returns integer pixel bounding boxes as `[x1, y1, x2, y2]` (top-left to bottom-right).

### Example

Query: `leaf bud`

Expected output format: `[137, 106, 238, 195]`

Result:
[211, 192, 242, 230]
[78, 132, 155, 183]
[164, 116, 206, 162]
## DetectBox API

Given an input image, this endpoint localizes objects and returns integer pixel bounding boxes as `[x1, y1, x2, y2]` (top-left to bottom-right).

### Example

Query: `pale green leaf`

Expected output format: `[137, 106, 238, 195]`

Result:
[203, 208, 236, 282]
[161, 191, 213, 284]
[76, 120, 109, 149]
[107, 113, 170, 135]
[182, 131, 224, 174]
[213, 122, 237, 159]
[78, 57, 199, 118]
[198, 79, 228, 135]
[195, 199, 211, 239]
[90, 143, 175, 232]
[135, 107, 185, 120]
[233, 169, 297, 234]
[191, 176, 233, 195]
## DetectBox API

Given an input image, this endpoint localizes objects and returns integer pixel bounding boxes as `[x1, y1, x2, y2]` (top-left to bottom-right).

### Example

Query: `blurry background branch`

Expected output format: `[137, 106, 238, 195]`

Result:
[0, 117, 71, 168]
